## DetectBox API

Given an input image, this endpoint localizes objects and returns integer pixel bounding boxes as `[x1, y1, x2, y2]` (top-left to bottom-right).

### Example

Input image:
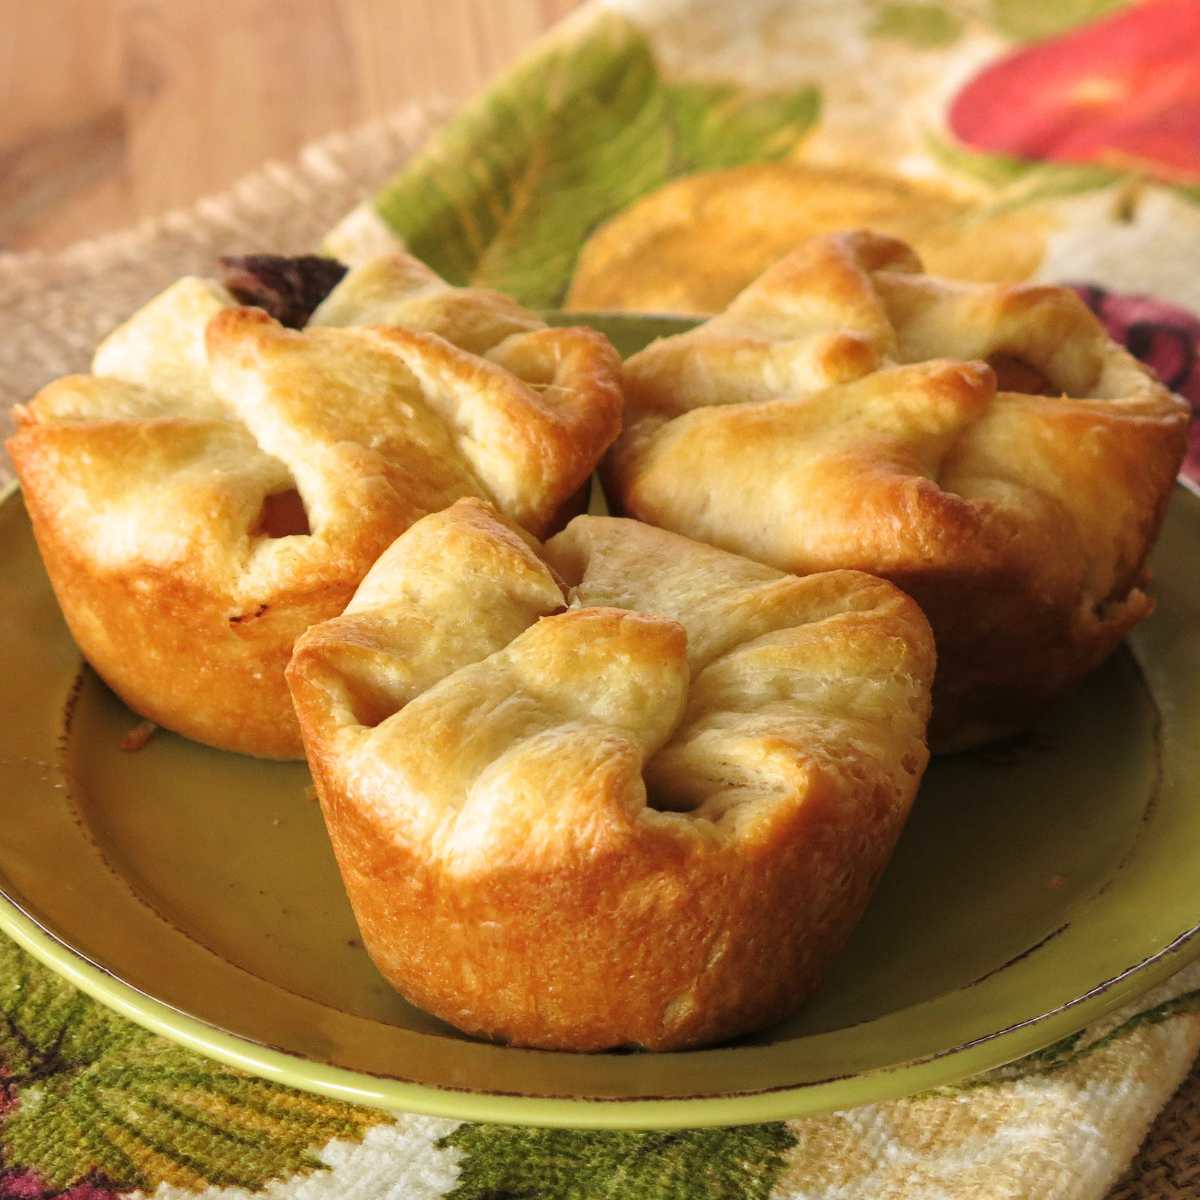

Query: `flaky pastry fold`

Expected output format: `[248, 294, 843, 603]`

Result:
[9, 257, 622, 757]
[288, 498, 935, 1050]
[604, 231, 1189, 750]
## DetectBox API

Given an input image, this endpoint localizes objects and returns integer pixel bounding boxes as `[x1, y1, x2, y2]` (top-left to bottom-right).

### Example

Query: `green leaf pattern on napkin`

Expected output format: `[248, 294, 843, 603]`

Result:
[440, 1123, 796, 1200]
[870, 4, 964, 47]
[662, 82, 819, 174]
[976, 987, 1200, 1086]
[372, 13, 818, 309]
[988, 0, 1127, 41]
[925, 132, 1128, 200]
[0, 937, 384, 1193]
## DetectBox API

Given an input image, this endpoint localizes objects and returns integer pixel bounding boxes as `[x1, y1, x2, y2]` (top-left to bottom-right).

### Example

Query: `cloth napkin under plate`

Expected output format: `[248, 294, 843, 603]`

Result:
[2, 1, 1200, 1196]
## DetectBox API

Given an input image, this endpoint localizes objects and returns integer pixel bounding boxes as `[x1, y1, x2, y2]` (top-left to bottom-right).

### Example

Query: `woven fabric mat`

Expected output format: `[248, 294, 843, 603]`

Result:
[2, 31, 1199, 1200]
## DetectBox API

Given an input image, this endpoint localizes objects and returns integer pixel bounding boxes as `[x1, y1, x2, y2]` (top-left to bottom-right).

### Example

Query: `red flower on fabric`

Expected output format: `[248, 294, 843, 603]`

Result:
[1071, 284, 1200, 483]
[0, 1170, 120, 1200]
[950, 0, 1200, 184]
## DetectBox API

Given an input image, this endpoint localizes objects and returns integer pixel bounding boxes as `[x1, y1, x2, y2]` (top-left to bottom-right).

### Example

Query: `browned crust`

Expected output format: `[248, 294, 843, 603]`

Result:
[305, 740, 906, 1051]
[286, 500, 936, 1051]
[9, 418, 406, 759]
[41, 556, 341, 760]
[9, 269, 624, 759]
[604, 231, 1191, 751]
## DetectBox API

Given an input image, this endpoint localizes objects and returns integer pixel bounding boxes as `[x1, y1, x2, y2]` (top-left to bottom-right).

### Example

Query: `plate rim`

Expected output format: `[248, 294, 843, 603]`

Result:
[3, 852, 1198, 1128]
[3, 469, 1200, 1127]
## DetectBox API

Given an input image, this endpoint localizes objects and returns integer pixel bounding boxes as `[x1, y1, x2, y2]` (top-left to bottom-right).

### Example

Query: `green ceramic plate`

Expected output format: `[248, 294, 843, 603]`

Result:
[2, 313, 1199, 1129]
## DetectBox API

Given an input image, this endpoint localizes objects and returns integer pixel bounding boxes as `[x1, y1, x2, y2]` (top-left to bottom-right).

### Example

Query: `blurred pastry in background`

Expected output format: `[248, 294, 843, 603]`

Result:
[567, 162, 1052, 315]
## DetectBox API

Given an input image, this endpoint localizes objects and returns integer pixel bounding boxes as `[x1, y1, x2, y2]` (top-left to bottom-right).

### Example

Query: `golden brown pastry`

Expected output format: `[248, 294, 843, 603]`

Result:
[9, 256, 622, 759]
[287, 497, 935, 1051]
[604, 231, 1189, 751]
[566, 163, 1052, 315]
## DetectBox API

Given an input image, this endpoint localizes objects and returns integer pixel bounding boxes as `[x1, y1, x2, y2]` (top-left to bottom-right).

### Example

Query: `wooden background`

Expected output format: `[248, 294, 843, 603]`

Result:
[0, 0, 582, 252]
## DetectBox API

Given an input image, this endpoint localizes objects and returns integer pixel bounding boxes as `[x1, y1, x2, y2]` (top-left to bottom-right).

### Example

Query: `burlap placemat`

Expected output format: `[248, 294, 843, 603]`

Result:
[1113, 1067, 1200, 1198]
[1, 86, 1198, 1200]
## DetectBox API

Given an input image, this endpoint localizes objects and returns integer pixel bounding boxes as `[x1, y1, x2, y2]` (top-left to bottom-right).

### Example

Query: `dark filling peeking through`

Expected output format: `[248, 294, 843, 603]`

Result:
[218, 254, 348, 328]
[254, 488, 310, 538]
[987, 353, 1057, 396]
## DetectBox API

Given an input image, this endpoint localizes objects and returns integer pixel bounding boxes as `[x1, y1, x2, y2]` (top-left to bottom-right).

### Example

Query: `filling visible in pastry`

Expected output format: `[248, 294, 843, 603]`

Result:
[603, 230, 1189, 751]
[287, 497, 936, 1051]
[8, 255, 623, 759]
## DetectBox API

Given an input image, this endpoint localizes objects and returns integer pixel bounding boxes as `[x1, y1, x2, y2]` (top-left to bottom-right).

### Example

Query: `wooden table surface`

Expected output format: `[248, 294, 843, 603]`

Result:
[0, 0, 582, 253]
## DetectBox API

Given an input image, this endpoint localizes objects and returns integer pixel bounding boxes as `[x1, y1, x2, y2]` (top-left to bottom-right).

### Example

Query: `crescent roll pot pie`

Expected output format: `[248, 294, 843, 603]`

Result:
[8, 255, 622, 759]
[604, 231, 1190, 752]
[287, 498, 936, 1051]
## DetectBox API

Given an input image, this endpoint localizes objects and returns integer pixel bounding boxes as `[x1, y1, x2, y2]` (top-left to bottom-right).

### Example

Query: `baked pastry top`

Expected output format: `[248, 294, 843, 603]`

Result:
[604, 231, 1189, 751]
[9, 255, 622, 758]
[287, 497, 935, 1051]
